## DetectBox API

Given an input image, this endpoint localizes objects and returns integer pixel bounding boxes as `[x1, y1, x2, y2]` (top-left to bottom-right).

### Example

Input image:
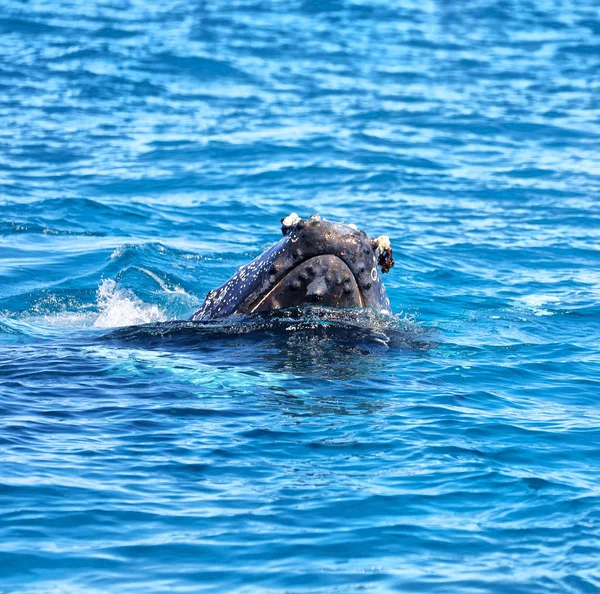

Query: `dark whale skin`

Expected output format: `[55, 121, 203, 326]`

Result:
[190, 214, 393, 321]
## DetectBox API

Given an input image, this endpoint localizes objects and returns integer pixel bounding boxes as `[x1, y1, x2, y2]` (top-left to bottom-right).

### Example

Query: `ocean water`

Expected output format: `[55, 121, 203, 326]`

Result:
[1, 0, 600, 592]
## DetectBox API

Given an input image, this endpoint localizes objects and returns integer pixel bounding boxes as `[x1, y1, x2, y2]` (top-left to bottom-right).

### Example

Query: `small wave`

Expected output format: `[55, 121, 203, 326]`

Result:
[135, 267, 188, 295]
[0, 222, 103, 237]
[0, 318, 26, 336]
[517, 294, 561, 317]
[37, 311, 98, 328]
[108, 242, 195, 262]
[0, 314, 95, 340]
[6, 291, 99, 334]
[93, 279, 166, 329]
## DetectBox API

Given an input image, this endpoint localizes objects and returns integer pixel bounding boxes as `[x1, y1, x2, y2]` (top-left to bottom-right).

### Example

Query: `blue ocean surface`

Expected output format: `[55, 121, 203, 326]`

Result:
[1, 0, 600, 592]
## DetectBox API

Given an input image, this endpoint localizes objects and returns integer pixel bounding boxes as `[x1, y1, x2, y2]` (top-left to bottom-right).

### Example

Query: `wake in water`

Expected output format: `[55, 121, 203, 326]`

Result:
[1, 275, 430, 353]
[103, 305, 432, 351]
[99, 307, 432, 381]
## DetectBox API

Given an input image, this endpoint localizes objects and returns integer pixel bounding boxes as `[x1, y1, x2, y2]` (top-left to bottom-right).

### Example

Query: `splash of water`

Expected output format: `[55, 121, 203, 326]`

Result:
[93, 279, 166, 328]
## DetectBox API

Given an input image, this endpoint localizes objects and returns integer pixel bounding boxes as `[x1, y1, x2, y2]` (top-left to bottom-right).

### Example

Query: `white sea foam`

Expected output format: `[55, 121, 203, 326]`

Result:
[520, 295, 561, 308]
[93, 279, 165, 328]
[518, 294, 560, 317]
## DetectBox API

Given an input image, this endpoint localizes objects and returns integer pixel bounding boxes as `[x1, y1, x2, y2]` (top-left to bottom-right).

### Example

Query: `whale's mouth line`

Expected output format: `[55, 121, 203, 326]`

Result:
[248, 254, 366, 313]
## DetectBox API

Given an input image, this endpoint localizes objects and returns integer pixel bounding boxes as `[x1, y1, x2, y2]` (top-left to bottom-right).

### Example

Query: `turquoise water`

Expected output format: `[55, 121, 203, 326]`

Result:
[1, 0, 600, 591]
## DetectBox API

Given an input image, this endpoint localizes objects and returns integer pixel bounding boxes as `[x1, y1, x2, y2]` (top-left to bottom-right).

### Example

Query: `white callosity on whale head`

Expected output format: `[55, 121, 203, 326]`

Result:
[281, 212, 301, 229]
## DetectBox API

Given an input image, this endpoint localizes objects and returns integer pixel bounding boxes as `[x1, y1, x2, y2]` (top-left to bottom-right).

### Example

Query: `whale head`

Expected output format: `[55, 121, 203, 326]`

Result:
[191, 214, 395, 321]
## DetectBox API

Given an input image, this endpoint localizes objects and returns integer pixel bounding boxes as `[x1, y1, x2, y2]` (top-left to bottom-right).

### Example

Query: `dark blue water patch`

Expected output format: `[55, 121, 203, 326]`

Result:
[136, 52, 252, 82]
[94, 26, 143, 39]
[0, 17, 69, 36]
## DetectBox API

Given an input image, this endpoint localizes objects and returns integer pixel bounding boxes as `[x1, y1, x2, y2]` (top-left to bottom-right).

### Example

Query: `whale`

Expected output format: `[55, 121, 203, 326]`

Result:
[191, 214, 395, 321]
[190, 213, 395, 321]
